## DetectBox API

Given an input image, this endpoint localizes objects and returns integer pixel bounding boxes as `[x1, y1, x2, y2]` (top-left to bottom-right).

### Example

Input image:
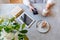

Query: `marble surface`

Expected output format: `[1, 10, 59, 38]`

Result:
[0, 0, 60, 40]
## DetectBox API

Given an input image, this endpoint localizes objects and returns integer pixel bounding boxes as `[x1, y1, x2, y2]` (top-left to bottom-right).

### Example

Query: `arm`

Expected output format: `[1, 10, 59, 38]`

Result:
[23, 0, 38, 15]
[46, 0, 55, 10]
[42, 0, 55, 16]
[23, 0, 34, 10]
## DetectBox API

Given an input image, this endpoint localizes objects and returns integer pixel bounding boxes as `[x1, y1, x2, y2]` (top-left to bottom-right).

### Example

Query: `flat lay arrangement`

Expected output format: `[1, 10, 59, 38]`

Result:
[0, 0, 57, 40]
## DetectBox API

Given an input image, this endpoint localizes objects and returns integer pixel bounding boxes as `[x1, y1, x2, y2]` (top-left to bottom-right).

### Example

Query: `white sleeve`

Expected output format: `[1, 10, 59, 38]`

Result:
[47, 0, 55, 4]
[23, 0, 30, 6]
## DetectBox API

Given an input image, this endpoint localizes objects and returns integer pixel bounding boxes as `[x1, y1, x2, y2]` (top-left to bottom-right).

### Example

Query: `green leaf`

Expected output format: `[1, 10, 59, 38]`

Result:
[0, 32, 1, 36]
[18, 37, 23, 40]
[18, 34, 29, 40]
[9, 17, 16, 22]
[0, 18, 4, 24]
[0, 26, 3, 32]
[18, 34, 25, 40]
[4, 26, 13, 33]
[13, 23, 20, 30]
[20, 30, 28, 34]
[12, 38, 15, 40]
[15, 24, 20, 30]
[22, 24, 26, 30]
[24, 35, 29, 40]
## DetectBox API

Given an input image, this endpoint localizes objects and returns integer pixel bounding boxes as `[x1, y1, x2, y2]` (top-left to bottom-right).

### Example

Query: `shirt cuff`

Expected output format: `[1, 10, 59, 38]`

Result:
[23, 0, 30, 6]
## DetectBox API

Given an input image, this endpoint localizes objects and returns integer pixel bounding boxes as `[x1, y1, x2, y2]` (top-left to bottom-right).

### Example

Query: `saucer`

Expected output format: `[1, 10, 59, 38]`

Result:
[36, 20, 50, 33]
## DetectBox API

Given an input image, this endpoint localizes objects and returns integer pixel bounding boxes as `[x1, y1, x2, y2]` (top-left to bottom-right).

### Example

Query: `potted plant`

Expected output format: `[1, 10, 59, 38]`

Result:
[0, 17, 29, 40]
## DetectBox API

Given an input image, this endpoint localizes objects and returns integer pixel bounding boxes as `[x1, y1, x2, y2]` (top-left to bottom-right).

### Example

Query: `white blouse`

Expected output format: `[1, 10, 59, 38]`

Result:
[23, 0, 30, 6]
[23, 0, 55, 6]
[47, 0, 55, 4]
[23, 0, 45, 6]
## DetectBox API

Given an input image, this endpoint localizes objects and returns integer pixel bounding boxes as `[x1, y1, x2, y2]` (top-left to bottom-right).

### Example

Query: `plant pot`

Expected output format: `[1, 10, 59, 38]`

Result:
[1, 29, 14, 40]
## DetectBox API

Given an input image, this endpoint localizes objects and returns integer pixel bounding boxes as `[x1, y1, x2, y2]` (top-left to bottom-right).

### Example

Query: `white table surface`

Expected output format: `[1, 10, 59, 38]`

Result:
[0, 0, 60, 40]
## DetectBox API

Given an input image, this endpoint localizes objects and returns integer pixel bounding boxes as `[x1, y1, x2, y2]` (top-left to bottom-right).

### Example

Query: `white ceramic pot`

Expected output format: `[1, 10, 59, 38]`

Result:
[1, 29, 14, 40]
